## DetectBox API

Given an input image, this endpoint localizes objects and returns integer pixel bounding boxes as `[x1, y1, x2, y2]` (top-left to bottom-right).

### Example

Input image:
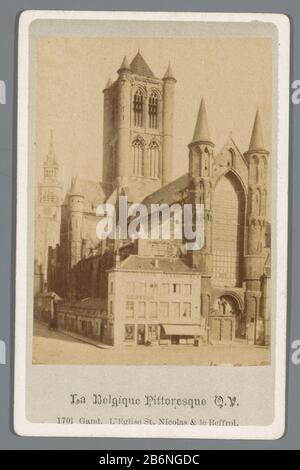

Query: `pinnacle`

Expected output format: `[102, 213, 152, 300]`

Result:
[191, 98, 211, 143]
[118, 55, 130, 72]
[248, 109, 265, 151]
[163, 62, 175, 80]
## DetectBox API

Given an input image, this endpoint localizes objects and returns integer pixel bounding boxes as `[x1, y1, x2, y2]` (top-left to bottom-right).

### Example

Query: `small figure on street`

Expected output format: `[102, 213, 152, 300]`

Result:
[199, 313, 207, 345]
[48, 294, 58, 331]
[53, 296, 58, 331]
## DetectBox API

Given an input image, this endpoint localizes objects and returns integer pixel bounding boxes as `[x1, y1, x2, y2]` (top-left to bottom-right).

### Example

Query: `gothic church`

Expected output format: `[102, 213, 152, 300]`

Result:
[36, 51, 271, 346]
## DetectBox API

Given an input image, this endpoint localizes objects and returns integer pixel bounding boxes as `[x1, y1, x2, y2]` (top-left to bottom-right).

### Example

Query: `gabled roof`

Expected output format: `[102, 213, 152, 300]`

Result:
[142, 173, 191, 208]
[114, 254, 193, 274]
[130, 51, 154, 78]
[215, 135, 248, 167]
[66, 178, 113, 213]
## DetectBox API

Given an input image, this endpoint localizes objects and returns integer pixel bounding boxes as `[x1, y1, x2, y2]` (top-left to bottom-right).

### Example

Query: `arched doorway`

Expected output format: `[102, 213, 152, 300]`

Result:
[209, 295, 245, 343]
[212, 172, 245, 287]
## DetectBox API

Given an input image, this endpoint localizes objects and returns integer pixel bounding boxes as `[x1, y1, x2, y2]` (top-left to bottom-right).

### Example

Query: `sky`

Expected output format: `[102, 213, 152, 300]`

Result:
[36, 36, 272, 190]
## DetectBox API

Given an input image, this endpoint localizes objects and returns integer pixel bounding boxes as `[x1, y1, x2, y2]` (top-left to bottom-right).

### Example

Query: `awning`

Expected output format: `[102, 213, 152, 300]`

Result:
[161, 324, 202, 336]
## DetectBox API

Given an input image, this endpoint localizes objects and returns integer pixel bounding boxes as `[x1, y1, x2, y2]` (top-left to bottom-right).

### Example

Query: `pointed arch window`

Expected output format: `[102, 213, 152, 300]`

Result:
[252, 188, 261, 216]
[148, 141, 160, 178]
[133, 90, 143, 127]
[148, 91, 158, 129]
[249, 156, 256, 183]
[132, 137, 145, 177]
[260, 157, 267, 181]
[202, 147, 210, 176]
[260, 189, 267, 216]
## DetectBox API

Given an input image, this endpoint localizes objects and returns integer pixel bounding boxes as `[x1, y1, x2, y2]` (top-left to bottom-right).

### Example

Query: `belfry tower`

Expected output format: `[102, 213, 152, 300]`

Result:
[35, 131, 62, 293]
[102, 51, 176, 201]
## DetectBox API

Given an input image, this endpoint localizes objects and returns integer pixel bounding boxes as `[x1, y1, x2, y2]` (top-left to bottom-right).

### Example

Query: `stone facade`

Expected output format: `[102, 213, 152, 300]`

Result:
[108, 256, 202, 347]
[43, 51, 271, 347]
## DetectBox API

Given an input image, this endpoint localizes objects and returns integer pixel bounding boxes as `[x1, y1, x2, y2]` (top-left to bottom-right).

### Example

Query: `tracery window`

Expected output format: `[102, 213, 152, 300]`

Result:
[148, 91, 158, 129]
[132, 137, 145, 176]
[148, 141, 160, 178]
[133, 89, 143, 127]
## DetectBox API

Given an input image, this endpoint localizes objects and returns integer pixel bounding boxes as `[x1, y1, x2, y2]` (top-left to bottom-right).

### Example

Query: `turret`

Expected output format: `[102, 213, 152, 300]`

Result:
[187, 98, 214, 274]
[244, 109, 269, 258]
[188, 98, 214, 178]
[162, 62, 176, 185]
[115, 56, 132, 189]
[243, 110, 270, 345]
[69, 176, 84, 268]
[102, 76, 114, 184]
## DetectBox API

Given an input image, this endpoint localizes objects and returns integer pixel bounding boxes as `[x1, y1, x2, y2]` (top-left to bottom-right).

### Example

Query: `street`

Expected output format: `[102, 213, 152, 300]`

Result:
[33, 321, 270, 366]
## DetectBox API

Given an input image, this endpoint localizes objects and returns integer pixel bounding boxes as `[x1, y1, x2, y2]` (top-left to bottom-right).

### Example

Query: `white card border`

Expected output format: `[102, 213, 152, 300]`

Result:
[14, 10, 290, 440]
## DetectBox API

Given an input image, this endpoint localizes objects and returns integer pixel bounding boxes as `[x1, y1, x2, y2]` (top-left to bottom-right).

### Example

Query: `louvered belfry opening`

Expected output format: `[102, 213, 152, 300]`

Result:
[133, 90, 143, 127]
[149, 91, 158, 129]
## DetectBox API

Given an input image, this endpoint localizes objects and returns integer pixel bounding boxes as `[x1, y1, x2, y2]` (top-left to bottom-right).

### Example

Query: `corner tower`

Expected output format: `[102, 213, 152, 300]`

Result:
[102, 51, 176, 201]
[243, 110, 270, 344]
[187, 98, 214, 274]
[244, 110, 269, 259]
[68, 176, 84, 269]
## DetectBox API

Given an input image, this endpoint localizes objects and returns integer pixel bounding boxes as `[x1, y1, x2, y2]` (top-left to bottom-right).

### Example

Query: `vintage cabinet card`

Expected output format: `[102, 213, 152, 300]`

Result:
[15, 11, 289, 439]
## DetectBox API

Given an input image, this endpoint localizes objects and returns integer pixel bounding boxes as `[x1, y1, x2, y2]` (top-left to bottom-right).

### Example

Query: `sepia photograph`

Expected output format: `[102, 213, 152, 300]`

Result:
[33, 34, 272, 366]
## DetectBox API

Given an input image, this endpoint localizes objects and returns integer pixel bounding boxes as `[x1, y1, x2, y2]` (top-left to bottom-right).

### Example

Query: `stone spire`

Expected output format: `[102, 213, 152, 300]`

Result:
[44, 129, 58, 167]
[248, 109, 265, 151]
[163, 62, 176, 81]
[118, 56, 130, 74]
[104, 76, 112, 89]
[130, 51, 154, 78]
[70, 175, 82, 197]
[191, 98, 212, 144]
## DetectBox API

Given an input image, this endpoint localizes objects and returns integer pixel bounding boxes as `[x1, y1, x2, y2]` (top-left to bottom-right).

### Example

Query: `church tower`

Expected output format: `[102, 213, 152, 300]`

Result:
[35, 131, 62, 292]
[187, 98, 214, 274]
[102, 51, 176, 201]
[244, 110, 269, 343]
[68, 176, 84, 269]
[38, 130, 61, 210]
